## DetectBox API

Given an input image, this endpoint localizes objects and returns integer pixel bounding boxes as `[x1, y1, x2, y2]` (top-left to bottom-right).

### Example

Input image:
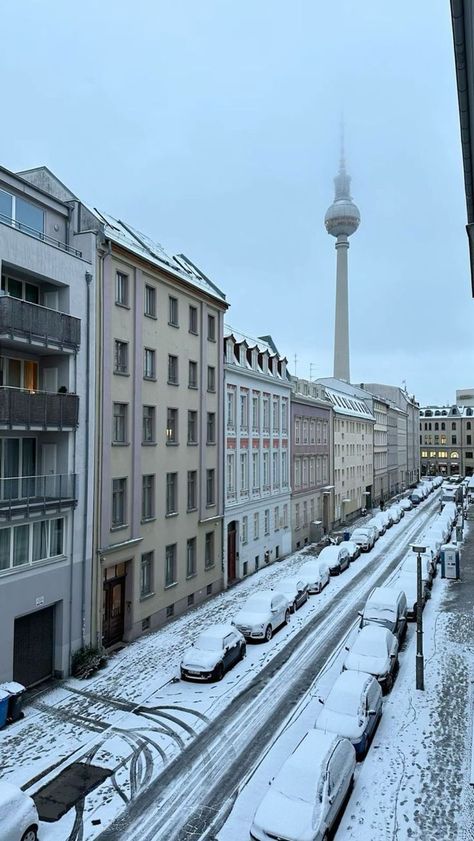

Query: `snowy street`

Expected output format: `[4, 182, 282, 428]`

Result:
[0, 492, 446, 841]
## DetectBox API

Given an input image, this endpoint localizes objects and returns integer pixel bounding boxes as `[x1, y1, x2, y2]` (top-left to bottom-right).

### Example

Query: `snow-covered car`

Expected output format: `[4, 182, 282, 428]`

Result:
[364, 523, 379, 544]
[400, 553, 434, 590]
[275, 577, 309, 612]
[343, 625, 399, 693]
[410, 490, 424, 506]
[350, 527, 374, 552]
[367, 516, 383, 537]
[0, 781, 39, 841]
[393, 571, 428, 621]
[400, 497, 413, 511]
[387, 505, 401, 523]
[318, 545, 350, 575]
[315, 670, 383, 759]
[299, 559, 330, 594]
[232, 590, 290, 642]
[359, 586, 407, 642]
[375, 510, 391, 530]
[180, 624, 246, 681]
[250, 730, 355, 841]
[338, 539, 360, 561]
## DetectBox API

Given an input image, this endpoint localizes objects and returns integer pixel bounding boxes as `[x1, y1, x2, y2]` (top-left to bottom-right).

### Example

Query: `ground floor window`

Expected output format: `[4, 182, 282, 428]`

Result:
[0, 517, 65, 571]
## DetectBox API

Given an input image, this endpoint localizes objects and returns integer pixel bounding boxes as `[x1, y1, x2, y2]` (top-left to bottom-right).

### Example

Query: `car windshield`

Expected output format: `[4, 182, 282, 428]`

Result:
[244, 596, 270, 612]
[327, 687, 358, 715]
[196, 633, 223, 652]
[353, 632, 387, 657]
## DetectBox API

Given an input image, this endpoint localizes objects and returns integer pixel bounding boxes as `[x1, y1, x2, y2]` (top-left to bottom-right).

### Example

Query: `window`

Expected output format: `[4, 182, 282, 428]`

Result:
[143, 405, 156, 443]
[187, 410, 197, 444]
[144, 284, 156, 317]
[421, 450, 428, 458]
[115, 271, 129, 306]
[166, 604, 174, 618]
[467, 435, 472, 445]
[282, 450, 288, 486]
[168, 355, 178, 385]
[452, 422, 456, 430]
[0, 190, 44, 235]
[252, 452, 260, 490]
[272, 451, 279, 487]
[295, 503, 300, 529]
[49, 519, 64, 558]
[274, 506, 280, 531]
[227, 390, 236, 429]
[114, 340, 128, 374]
[295, 419, 301, 444]
[452, 436, 457, 445]
[165, 544, 177, 586]
[207, 412, 216, 444]
[205, 531, 215, 567]
[142, 474, 155, 521]
[310, 457, 315, 485]
[263, 397, 270, 432]
[113, 403, 127, 443]
[207, 313, 216, 341]
[294, 458, 301, 488]
[282, 400, 288, 434]
[254, 512, 259, 539]
[186, 471, 197, 511]
[264, 509, 270, 535]
[252, 395, 260, 431]
[140, 552, 153, 597]
[303, 501, 308, 527]
[189, 305, 198, 334]
[240, 392, 249, 431]
[302, 420, 308, 444]
[240, 452, 249, 491]
[186, 538, 197, 577]
[227, 453, 236, 497]
[310, 420, 316, 444]
[144, 348, 156, 379]
[166, 473, 178, 515]
[206, 469, 215, 506]
[169, 296, 179, 326]
[302, 458, 309, 486]
[466, 451, 473, 459]
[207, 366, 216, 392]
[272, 398, 280, 431]
[468, 421, 472, 430]
[263, 452, 270, 488]
[283, 504, 288, 528]
[242, 515, 248, 544]
[167, 408, 178, 443]
[112, 478, 126, 527]
[188, 593, 194, 606]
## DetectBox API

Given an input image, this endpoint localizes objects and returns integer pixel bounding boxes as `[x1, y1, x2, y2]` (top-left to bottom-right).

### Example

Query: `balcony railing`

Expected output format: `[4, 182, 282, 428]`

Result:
[0, 473, 77, 520]
[0, 295, 81, 351]
[0, 213, 82, 257]
[0, 387, 79, 429]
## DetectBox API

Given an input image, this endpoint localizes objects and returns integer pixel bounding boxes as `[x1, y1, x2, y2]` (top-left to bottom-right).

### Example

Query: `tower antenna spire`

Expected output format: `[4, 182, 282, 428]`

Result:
[340, 116, 346, 172]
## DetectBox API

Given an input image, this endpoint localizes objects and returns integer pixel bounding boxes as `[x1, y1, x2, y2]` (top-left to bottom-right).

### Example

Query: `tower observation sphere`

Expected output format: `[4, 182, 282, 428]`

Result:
[324, 161, 360, 237]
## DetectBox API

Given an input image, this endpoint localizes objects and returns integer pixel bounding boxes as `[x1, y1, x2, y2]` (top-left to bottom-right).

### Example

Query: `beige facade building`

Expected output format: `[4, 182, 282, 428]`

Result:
[78, 211, 228, 648]
[420, 401, 474, 477]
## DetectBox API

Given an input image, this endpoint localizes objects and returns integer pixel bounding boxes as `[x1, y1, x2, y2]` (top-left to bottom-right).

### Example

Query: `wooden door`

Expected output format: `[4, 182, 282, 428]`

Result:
[102, 578, 125, 647]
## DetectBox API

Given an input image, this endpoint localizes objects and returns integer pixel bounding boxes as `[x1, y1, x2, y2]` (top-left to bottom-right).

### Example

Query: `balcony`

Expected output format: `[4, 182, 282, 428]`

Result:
[0, 473, 77, 520]
[0, 213, 83, 257]
[0, 295, 81, 352]
[0, 387, 79, 430]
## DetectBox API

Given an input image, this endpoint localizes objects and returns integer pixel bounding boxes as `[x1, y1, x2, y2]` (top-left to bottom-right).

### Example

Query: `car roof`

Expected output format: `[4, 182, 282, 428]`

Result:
[286, 730, 343, 780]
[198, 624, 237, 639]
[358, 624, 393, 643]
[329, 669, 374, 702]
[367, 586, 401, 608]
[339, 540, 356, 549]
[319, 546, 340, 558]
[278, 576, 303, 586]
[246, 590, 274, 601]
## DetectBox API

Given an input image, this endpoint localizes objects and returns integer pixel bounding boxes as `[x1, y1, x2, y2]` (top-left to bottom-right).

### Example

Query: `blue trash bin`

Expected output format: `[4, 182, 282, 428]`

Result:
[0, 689, 9, 728]
[343, 531, 350, 542]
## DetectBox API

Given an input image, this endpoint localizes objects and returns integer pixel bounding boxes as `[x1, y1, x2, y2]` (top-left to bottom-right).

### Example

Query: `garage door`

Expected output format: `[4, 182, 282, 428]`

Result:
[13, 606, 54, 688]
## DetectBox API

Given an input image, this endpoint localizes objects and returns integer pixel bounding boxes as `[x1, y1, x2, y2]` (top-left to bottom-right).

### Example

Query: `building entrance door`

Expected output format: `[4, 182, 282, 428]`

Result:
[13, 605, 54, 687]
[227, 522, 237, 582]
[102, 567, 126, 647]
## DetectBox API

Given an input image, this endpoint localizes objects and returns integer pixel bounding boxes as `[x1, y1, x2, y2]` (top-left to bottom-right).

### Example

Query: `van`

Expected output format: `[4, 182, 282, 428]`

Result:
[359, 586, 408, 642]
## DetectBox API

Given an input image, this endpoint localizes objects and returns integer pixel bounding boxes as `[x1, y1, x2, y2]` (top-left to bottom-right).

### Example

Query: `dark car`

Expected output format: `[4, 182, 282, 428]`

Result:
[180, 624, 246, 681]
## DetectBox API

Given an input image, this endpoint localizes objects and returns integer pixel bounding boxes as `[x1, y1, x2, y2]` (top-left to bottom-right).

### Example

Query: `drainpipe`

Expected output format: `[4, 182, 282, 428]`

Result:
[68, 346, 78, 672]
[81, 270, 93, 648]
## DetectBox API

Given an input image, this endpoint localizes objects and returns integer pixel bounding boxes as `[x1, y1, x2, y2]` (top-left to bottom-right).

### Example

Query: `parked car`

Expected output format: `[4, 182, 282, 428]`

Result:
[180, 624, 246, 681]
[366, 518, 381, 539]
[315, 670, 383, 759]
[392, 571, 428, 621]
[0, 781, 39, 841]
[275, 577, 309, 613]
[400, 553, 434, 590]
[400, 497, 413, 511]
[232, 590, 290, 641]
[410, 490, 424, 506]
[300, 559, 330, 594]
[369, 515, 385, 536]
[359, 586, 407, 643]
[343, 625, 399, 693]
[318, 545, 351, 575]
[338, 539, 360, 561]
[364, 523, 379, 544]
[351, 527, 374, 552]
[249, 730, 355, 841]
[387, 505, 401, 524]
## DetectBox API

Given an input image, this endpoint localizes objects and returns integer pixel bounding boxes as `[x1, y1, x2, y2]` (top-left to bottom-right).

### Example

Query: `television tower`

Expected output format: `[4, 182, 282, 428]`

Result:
[324, 133, 360, 382]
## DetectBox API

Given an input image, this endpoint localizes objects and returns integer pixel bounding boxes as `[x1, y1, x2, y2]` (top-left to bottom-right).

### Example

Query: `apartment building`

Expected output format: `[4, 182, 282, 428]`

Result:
[290, 377, 333, 548]
[318, 380, 374, 525]
[363, 384, 420, 489]
[420, 401, 474, 477]
[0, 165, 96, 686]
[223, 330, 291, 582]
[78, 211, 228, 646]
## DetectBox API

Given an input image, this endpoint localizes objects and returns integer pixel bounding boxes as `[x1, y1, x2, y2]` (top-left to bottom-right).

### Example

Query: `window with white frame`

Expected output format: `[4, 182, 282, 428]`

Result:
[302, 457, 309, 486]
[294, 458, 301, 488]
[322, 456, 328, 482]
[169, 296, 179, 327]
[309, 456, 315, 485]
[272, 398, 280, 431]
[140, 551, 153, 597]
[189, 305, 198, 334]
[316, 456, 322, 483]
[316, 420, 322, 444]
[186, 538, 196, 577]
[0, 517, 64, 572]
[227, 390, 236, 430]
[144, 284, 156, 317]
[264, 509, 270, 535]
[112, 478, 127, 527]
[295, 503, 300, 529]
[242, 515, 248, 544]
[252, 394, 260, 431]
[240, 391, 249, 432]
[168, 354, 178, 384]
[252, 452, 259, 490]
[282, 450, 288, 486]
[206, 469, 215, 506]
[226, 453, 236, 497]
[282, 400, 288, 434]
[165, 543, 177, 586]
[274, 505, 280, 530]
[322, 421, 328, 444]
[272, 451, 279, 487]
[302, 419, 308, 444]
[114, 340, 128, 374]
[113, 403, 128, 443]
[240, 452, 249, 491]
[310, 419, 316, 444]
[263, 452, 270, 488]
[283, 503, 288, 528]
[254, 512, 259, 539]
[263, 396, 270, 432]
[187, 470, 197, 510]
[295, 418, 301, 444]
[144, 348, 156, 380]
[142, 405, 155, 443]
[115, 271, 129, 306]
[142, 474, 155, 521]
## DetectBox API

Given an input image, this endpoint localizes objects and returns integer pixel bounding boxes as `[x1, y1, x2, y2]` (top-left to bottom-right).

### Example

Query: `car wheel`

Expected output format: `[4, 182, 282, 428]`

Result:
[383, 674, 393, 694]
[239, 643, 246, 660]
[284, 609, 290, 624]
[264, 624, 273, 642]
[291, 600, 297, 613]
[21, 830, 38, 841]
[214, 662, 225, 681]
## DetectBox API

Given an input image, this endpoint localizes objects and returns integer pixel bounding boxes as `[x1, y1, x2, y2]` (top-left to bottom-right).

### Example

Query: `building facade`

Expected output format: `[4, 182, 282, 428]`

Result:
[362, 384, 420, 490]
[223, 331, 291, 582]
[81, 212, 228, 647]
[372, 398, 389, 504]
[0, 165, 96, 685]
[420, 402, 474, 477]
[290, 377, 333, 548]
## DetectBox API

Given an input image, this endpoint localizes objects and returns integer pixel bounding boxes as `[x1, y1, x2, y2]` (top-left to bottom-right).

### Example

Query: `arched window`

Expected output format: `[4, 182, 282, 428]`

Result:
[450, 452, 459, 459]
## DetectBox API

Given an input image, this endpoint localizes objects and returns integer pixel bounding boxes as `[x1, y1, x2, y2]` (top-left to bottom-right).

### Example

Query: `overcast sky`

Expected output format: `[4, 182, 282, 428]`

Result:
[1, 0, 472, 404]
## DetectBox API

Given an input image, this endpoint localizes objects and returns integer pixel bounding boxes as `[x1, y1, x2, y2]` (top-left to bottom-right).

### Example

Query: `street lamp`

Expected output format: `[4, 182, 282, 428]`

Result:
[410, 543, 426, 690]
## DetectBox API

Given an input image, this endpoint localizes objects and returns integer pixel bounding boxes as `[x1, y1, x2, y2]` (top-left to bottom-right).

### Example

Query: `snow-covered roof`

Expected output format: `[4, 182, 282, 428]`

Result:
[93, 208, 227, 304]
[224, 325, 274, 354]
[420, 404, 474, 418]
[320, 382, 375, 420]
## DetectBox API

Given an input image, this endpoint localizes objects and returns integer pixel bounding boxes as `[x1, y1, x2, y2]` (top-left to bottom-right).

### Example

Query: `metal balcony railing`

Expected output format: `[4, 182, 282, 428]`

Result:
[0, 213, 82, 257]
[0, 473, 77, 520]
[0, 296, 81, 350]
[0, 387, 79, 429]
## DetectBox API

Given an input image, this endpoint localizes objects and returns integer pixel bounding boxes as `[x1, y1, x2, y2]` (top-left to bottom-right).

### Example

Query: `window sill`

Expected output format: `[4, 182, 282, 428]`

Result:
[165, 512, 179, 519]
[189, 329, 199, 336]
[186, 571, 197, 580]
[144, 313, 157, 320]
[164, 581, 178, 590]
[204, 563, 215, 570]
[140, 591, 155, 602]
[112, 441, 130, 447]
[206, 503, 216, 509]
[207, 337, 216, 343]
[111, 524, 129, 532]
[144, 376, 157, 382]
[206, 441, 216, 446]
[207, 388, 216, 394]
[188, 384, 198, 390]
[141, 517, 156, 524]
[114, 370, 130, 377]
[168, 381, 179, 387]
[187, 441, 198, 446]
[187, 507, 198, 513]
[142, 441, 157, 447]
[166, 441, 179, 447]
[115, 301, 130, 310]
[168, 322, 179, 329]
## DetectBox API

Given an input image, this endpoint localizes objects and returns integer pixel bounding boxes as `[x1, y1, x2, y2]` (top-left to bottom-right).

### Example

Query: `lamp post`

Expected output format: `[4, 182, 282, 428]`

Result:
[410, 543, 426, 690]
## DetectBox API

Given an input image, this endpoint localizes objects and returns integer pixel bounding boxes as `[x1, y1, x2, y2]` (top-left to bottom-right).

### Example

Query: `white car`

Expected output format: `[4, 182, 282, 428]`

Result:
[275, 577, 309, 612]
[315, 670, 383, 759]
[393, 571, 428, 621]
[0, 782, 39, 841]
[367, 517, 383, 537]
[350, 527, 374, 551]
[180, 624, 246, 681]
[233, 590, 290, 641]
[400, 497, 413, 511]
[299, 559, 330, 594]
[338, 539, 360, 561]
[318, 545, 351, 575]
[250, 730, 355, 841]
[343, 625, 399, 693]
[387, 505, 401, 523]
[400, 553, 434, 589]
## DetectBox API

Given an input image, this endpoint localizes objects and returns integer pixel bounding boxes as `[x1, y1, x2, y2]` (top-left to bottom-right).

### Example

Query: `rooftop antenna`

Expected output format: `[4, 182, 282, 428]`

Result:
[293, 354, 298, 377]
[309, 362, 318, 381]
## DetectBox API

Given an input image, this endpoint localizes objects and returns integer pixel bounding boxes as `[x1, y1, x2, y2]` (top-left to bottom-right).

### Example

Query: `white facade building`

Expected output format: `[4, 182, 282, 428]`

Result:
[224, 330, 292, 582]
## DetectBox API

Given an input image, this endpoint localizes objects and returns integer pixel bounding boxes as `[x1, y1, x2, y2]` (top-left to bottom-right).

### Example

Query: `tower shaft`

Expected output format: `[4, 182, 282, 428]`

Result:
[333, 235, 350, 382]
